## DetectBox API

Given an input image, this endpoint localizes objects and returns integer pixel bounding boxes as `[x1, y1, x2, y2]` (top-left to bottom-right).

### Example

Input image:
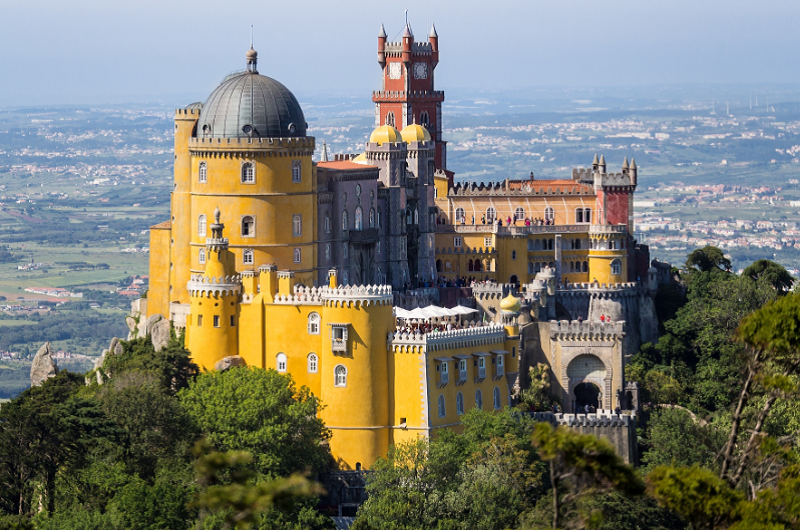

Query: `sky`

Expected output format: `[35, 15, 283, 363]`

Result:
[2, 0, 800, 106]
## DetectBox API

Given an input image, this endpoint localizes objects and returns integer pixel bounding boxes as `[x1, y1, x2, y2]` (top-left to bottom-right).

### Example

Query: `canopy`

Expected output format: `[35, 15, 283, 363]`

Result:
[395, 304, 479, 320]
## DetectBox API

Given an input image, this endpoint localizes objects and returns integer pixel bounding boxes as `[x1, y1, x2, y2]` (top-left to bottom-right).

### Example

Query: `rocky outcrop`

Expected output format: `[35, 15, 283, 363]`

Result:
[214, 356, 246, 372]
[89, 337, 126, 386]
[125, 316, 137, 340]
[30, 342, 58, 387]
[151, 319, 171, 352]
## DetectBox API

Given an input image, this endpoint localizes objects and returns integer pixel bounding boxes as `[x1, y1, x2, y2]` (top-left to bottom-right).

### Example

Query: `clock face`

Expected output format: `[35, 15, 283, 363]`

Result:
[388, 63, 402, 80]
[413, 62, 428, 79]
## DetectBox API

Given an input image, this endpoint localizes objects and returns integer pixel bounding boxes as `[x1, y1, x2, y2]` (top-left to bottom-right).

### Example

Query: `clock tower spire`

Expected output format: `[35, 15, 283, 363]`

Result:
[373, 20, 447, 170]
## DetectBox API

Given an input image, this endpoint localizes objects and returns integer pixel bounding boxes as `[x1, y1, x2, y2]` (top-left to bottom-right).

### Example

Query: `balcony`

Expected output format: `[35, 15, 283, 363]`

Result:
[437, 223, 628, 237]
[435, 357, 452, 388]
[491, 350, 508, 379]
[343, 228, 379, 244]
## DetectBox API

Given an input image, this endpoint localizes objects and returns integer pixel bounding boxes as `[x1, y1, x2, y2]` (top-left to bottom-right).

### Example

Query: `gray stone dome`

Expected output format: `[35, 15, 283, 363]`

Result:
[196, 69, 307, 139]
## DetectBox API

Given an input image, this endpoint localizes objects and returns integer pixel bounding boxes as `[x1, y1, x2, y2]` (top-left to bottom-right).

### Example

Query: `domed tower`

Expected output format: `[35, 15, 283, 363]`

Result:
[167, 47, 316, 313]
[186, 208, 242, 370]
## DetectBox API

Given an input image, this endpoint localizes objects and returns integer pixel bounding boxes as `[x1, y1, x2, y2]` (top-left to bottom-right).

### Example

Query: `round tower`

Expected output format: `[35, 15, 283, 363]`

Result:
[186, 208, 241, 370]
[588, 225, 628, 285]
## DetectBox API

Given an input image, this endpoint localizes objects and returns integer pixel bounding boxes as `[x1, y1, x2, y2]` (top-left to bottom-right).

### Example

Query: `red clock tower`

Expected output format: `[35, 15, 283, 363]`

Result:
[375, 22, 447, 170]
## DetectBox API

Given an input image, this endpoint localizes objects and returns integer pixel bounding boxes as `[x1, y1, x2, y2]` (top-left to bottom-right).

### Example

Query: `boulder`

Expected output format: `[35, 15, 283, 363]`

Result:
[151, 319, 171, 352]
[30, 342, 58, 387]
[139, 313, 162, 338]
[126, 316, 137, 340]
[214, 356, 247, 372]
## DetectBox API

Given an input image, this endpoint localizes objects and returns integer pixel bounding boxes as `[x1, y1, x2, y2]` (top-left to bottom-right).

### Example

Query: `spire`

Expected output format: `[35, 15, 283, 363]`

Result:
[378, 23, 387, 38]
[429, 23, 438, 38]
[592, 153, 599, 165]
[622, 157, 629, 169]
[246, 45, 258, 73]
[599, 154, 606, 166]
[321, 141, 329, 162]
[403, 11, 413, 38]
[630, 158, 637, 169]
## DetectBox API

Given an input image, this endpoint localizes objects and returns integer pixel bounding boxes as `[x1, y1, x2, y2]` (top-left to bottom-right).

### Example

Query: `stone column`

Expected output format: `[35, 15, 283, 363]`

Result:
[554, 234, 562, 283]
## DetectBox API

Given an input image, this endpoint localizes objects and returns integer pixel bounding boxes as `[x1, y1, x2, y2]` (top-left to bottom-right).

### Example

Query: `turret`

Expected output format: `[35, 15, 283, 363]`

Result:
[377, 24, 387, 68]
[401, 22, 413, 63]
[622, 157, 629, 175]
[429, 23, 439, 67]
[592, 153, 599, 172]
[630, 158, 637, 185]
[599, 154, 607, 174]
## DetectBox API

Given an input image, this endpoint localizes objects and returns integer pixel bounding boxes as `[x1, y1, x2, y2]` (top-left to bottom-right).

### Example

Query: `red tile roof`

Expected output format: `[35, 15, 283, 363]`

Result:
[150, 220, 171, 229]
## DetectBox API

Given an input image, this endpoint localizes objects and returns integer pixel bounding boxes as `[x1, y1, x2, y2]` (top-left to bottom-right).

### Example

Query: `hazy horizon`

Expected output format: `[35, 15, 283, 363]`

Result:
[2, 0, 800, 106]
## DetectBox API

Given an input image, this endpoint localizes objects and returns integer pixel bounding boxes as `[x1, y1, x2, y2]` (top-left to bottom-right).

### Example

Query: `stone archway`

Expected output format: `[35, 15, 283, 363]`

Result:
[566, 354, 609, 411]
[574, 382, 601, 411]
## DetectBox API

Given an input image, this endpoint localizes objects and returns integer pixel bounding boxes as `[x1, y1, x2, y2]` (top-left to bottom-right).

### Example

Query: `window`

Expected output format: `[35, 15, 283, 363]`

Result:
[454, 236, 462, 248]
[243, 249, 254, 265]
[406, 209, 412, 225]
[199, 248, 206, 264]
[198, 215, 207, 237]
[342, 270, 349, 285]
[325, 213, 331, 233]
[242, 216, 255, 237]
[213, 315, 220, 328]
[325, 244, 331, 260]
[308, 353, 318, 373]
[342, 210, 348, 231]
[355, 207, 363, 230]
[574, 238, 581, 250]
[493, 387, 501, 409]
[335, 365, 347, 386]
[544, 207, 554, 222]
[292, 214, 302, 236]
[356, 184, 361, 196]
[197, 315, 203, 326]
[611, 259, 621, 275]
[456, 392, 464, 415]
[376, 241, 380, 254]
[199, 162, 207, 183]
[486, 207, 496, 223]
[434, 187, 438, 198]
[369, 208, 375, 228]
[292, 160, 301, 183]
[576, 208, 583, 224]
[276, 353, 287, 372]
[308, 312, 320, 335]
[420, 111, 429, 125]
[484, 237, 492, 248]
[414, 208, 419, 224]
[377, 207, 381, 228]
[515, 207, 525, 221]
[475, 389, 483, 410]
[583, 261, 589, 272]
[241, 162, 254, 183]
[511, 250, 517, 260]
[294, 248, 301, 263]
[438, 395, 446, 417]
[230, 315, 235, 326]
[455, 207, 465, 223]
[385, 112, 395, 127]
[343, 244, 348, 258]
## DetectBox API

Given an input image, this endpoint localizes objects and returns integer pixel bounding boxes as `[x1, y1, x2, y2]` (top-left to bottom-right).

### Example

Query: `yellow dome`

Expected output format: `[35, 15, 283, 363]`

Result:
[400, 123, 431, 143]
[352, 152, 370, 165]
[369, 125, 401, 146]
[500, 293, 521, 312]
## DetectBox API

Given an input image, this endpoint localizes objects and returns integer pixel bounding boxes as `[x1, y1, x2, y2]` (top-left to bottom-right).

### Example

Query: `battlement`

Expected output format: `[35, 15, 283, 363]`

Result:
[320, 284, 393, 307]
[559, 281, 640, 292]
[372, 90, 445, 101]
[188, 136, 315, 152]
[595, 171, 635, 189]
[435, 245, 495, 255]
[187, 274, 242, 297]
[572, 167, 595, 181]
[383, 41, 433, 54]
[388, 323, 506, 352]
[549, 319, 625, 340]
[449, 180, 593, 197]
[174, 108, 201, 117]
[532, 411, 636, 428]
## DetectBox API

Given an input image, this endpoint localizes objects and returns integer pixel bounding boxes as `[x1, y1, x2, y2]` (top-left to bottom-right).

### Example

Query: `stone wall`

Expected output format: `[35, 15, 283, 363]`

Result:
[532, 411, 638, 465]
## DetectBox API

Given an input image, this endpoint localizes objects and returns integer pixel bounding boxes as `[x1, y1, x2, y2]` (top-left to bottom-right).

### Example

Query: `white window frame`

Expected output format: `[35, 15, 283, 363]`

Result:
[243, 249, 254, 265]
[486, 207, 496, 223]
[455, 207, 465, 223]
[307, 353, 318, 373]
[355, 207, 363, 230]
[294, 248, 301, 264]
[198, 161, 207, 183]
[292, 214, 302, 237]
[308, 312, 321, 335]
[611, 259, 621, 275]
[199, 248, 206, 264]
[514, 207, 525, 221]
[198, 215, 207, 237]
[376, 241, 381, 254]
[241, 161, 255, 184]
[456, 392, 464, 415]
[484, 237, 492, 248]
[544, 207, 555, 222]
[276, 353, 287, 373]
[438, 394, 446, 417]
[475, 389, 483, 410]
[292, 160, 301, 183]
[493, 386, 501, 409]
[454, 236, 462, 248]
[334, 365, 347, 387]
[241, 215, 255, 237]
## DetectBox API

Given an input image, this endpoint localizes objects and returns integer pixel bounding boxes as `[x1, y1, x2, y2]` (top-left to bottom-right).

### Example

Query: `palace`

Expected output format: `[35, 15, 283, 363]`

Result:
[137, 21, 662, 468]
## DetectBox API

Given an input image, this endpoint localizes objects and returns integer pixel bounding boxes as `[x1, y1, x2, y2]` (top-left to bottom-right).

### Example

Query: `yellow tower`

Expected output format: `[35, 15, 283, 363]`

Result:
[588, 225, 628, 284]
[186, 208, 241, 370]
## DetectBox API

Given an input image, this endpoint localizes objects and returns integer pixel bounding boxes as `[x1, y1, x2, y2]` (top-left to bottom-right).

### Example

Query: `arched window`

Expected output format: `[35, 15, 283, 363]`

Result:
[527, 239, 533, 251]
[456, 392, 464, 415]
[355, 207, 363, 230]
[575, 238, 581, 250]
[534, 239, 541, 251]
[241, 162, 254, 183]
[420, 111, 429, 125]
[528, 262, 533, 274]
[377, 207, 381, 228]
[438, 395, 446, 417]
[436, 259, 442, 272]
[307, 312, 320, 334]
[335, 365, 347, 387]
[475, 389, 483, 410]
[241, 216, 254, 237]
[406, 209, 412, 225]
[276, 353, 287, 373]
[515, 207, 525, 221]
[198, 162, 207, 183]
[198, 215, 207, 237]
[486, 207, 497, 223]
[342, 210, 348, 231]
[199, 248, 206, 264]
[454, 207, 465, 223]
[293, 248, 301, 264]
[544, 207, 554, 222]
[548, 238, 554, 250]
[385, 112, 395, 126]
[535, 262, 541, 273]
[414, 208, 419, 224]
[325, 213, 331, 233]
[584, 208, 592, 223]
[243, 249, 254, 265]
[467, 259, 474, 272]
[493, 387, 501, 409]
[570, 261, 575, 272]
[307, 353, 318, 373]
[582, 261, 589, 272]
[611, 259, 621, 275]
[511, 250, 517, 260]
[292, 160, 301, 183]
[369, 208, 375, 228]
[292, 214, 302, 236]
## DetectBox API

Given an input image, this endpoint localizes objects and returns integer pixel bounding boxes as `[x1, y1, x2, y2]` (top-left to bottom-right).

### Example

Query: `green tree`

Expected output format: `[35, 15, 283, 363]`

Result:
[531, 423, 644, 529]
[178, 367, 331, 477]
[743, 259, 794, 292]
[642, 407, 724, 472]
[102, 335, 198, 394]
[685, 245, 731, 273]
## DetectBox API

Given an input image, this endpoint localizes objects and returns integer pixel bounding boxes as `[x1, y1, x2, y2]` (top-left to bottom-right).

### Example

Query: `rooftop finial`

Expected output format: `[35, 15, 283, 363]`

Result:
[403, 10, 413, 37]
[250, 24, 253, 49]
[246, 26, 258, 73]
[321, 140, 329, 162]
[214, 207, 221, 224]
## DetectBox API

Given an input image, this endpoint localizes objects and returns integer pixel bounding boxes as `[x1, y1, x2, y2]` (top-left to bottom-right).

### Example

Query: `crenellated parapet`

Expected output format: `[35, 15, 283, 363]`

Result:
[187, 274, 242, 297]
[435, 245, 496, 255]
[321, 284, 393, 307]
[549, 319, 625, 341]
[388, 323, 506, 353]
[449, 180, 593, 197]
[188, 136, 316, 158]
